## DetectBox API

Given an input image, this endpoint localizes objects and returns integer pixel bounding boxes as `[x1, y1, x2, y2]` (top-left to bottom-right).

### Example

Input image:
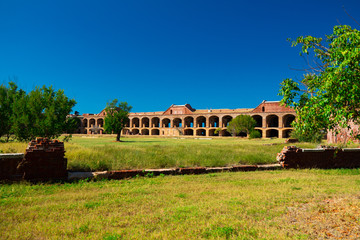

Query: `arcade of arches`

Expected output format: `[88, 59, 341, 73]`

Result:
[78, 101, 296, 138]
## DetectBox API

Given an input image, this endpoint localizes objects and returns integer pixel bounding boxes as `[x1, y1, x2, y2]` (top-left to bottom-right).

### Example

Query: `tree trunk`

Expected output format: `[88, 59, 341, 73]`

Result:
[116, 131, 121, 142]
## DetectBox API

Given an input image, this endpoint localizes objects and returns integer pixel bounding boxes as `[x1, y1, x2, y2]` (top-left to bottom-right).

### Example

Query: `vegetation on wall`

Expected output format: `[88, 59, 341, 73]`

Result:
[0, 81, 76, 141]
[279, 25, 360, 142]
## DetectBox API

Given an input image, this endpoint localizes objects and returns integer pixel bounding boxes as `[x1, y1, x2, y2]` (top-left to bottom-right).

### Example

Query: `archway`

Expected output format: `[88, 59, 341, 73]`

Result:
[283, 114, 295, 127]
[132, 118, 139, 128]
[252, 115, 262, 127]
[97, 118, 104, 127]
[151, 129, 160, 135]
[141, 129, 149, 135]
[162, 118, 170, 128]
[196, 116, 206, 128]
[196, 129, 206, 136]
[266, 129, 279, 138]
[132, 129, 139, 135]
[184, 129, 194, 136]
[222, 115, 232, 127]
[209, 129, 219, 136]
[209, 116, 219, 128]
[266, 115, 279, 128]
[89, 119, 95, 127]
[184, 116, 194, 128]
[173, 118, 182, 127]
[151, 117, 160, 128]
[141, 117, 149, 128]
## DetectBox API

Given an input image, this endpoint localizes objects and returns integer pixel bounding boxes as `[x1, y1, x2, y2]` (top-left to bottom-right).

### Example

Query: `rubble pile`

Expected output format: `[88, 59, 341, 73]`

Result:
[18, 138, 67, 180]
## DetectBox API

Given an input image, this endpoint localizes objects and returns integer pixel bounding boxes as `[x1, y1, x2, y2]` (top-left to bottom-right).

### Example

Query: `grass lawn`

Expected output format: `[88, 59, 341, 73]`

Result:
[0, 135, 319, 171]
[1, 169, 360, 239]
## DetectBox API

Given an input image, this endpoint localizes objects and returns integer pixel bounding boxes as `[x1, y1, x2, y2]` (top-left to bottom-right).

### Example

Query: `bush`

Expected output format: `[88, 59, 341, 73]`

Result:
[249, 130, 261, 139]
[290, 129, 324, 143]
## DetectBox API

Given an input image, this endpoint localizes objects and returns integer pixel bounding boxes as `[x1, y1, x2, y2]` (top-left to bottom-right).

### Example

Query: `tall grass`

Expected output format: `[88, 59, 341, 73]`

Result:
[1, 136, 320, 171]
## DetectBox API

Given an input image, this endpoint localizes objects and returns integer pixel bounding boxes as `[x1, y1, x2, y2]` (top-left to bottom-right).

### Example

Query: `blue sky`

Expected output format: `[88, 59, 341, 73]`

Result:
[1, 0, 360, 113]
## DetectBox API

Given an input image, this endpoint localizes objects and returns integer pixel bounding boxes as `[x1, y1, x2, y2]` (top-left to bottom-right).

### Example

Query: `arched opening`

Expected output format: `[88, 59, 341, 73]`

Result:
[132, 129, 139, 135]
[97, 118, 104, 127]
[151, 117, 160, 128]
[283, 114, 295, 127]
[83, 119, 88, 128]
[209, 116, 219, 128]
[141, 129, 149, 135]
[196, 129, 206, 136]
[132, 118, 139, 128]
[282, 129, 292, 138]
[209, 129, 219, 136]
[162, 118, 170, 128]
[196, 116, 206, 128]
[222, 115, 232, 127]
[252, 115, 262, 127]
[237, 132, 247, 137]
[173, 118, 182, 127]
[141, 117, 149, 128]
[266, 129, 279, 138]
[151, 129, 160, 135]
[266, 115, 279, 128]
[221, 129, 231, 137]
[184, 129, 194, 136]
[89, 119, 95, 127]
[184, 116, 194, 128]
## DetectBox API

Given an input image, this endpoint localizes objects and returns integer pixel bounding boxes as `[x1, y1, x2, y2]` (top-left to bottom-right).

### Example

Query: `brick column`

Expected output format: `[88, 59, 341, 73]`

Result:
[278, 115, 283, 128]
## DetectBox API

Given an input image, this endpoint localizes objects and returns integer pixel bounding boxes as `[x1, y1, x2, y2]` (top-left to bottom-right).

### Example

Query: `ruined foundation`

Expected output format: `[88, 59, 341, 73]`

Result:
[277, 146, 360, 169]
[17, 138, 68, 181]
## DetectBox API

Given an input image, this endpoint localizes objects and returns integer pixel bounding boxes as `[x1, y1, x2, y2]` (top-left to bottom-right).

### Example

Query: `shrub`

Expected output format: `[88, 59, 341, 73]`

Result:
[249, 130, 261, 139]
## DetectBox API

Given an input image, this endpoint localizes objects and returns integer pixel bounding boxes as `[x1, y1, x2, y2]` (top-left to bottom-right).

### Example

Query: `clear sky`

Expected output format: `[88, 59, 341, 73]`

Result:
[1, 0, 360, 114]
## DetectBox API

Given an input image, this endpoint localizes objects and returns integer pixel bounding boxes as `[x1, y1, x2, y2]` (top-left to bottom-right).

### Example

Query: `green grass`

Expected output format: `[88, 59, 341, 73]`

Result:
[1, 169, 360, 239]
[0, 135, 322, 171]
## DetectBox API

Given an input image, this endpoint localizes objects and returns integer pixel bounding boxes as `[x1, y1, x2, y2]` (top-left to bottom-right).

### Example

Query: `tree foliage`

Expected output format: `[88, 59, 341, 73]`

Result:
[279, 25, 360, 142]
[0, 82, 76, 141]
[0, 82, 21, 141]
[226, 115, 256, 137]
[104, 100, 132, 142]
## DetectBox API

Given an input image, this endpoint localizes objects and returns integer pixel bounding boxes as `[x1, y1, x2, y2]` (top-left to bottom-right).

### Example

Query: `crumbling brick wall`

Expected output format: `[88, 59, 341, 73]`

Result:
[277, 146, 360, 169]
[17, 138, 67, 181]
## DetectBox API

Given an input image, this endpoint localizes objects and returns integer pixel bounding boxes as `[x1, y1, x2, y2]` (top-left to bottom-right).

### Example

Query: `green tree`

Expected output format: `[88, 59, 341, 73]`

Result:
[65, 117, 81, 134]
[11, 85, 76, 140]
[226, 115, 256, 137]
[104, 100, 132, 142]
[279, 25, 360, 142]
[0, 82, 20, 141]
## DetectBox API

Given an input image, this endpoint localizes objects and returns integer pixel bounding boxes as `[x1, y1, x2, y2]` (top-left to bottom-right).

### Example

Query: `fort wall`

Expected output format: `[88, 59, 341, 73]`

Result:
[78, 101, 296, 138]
